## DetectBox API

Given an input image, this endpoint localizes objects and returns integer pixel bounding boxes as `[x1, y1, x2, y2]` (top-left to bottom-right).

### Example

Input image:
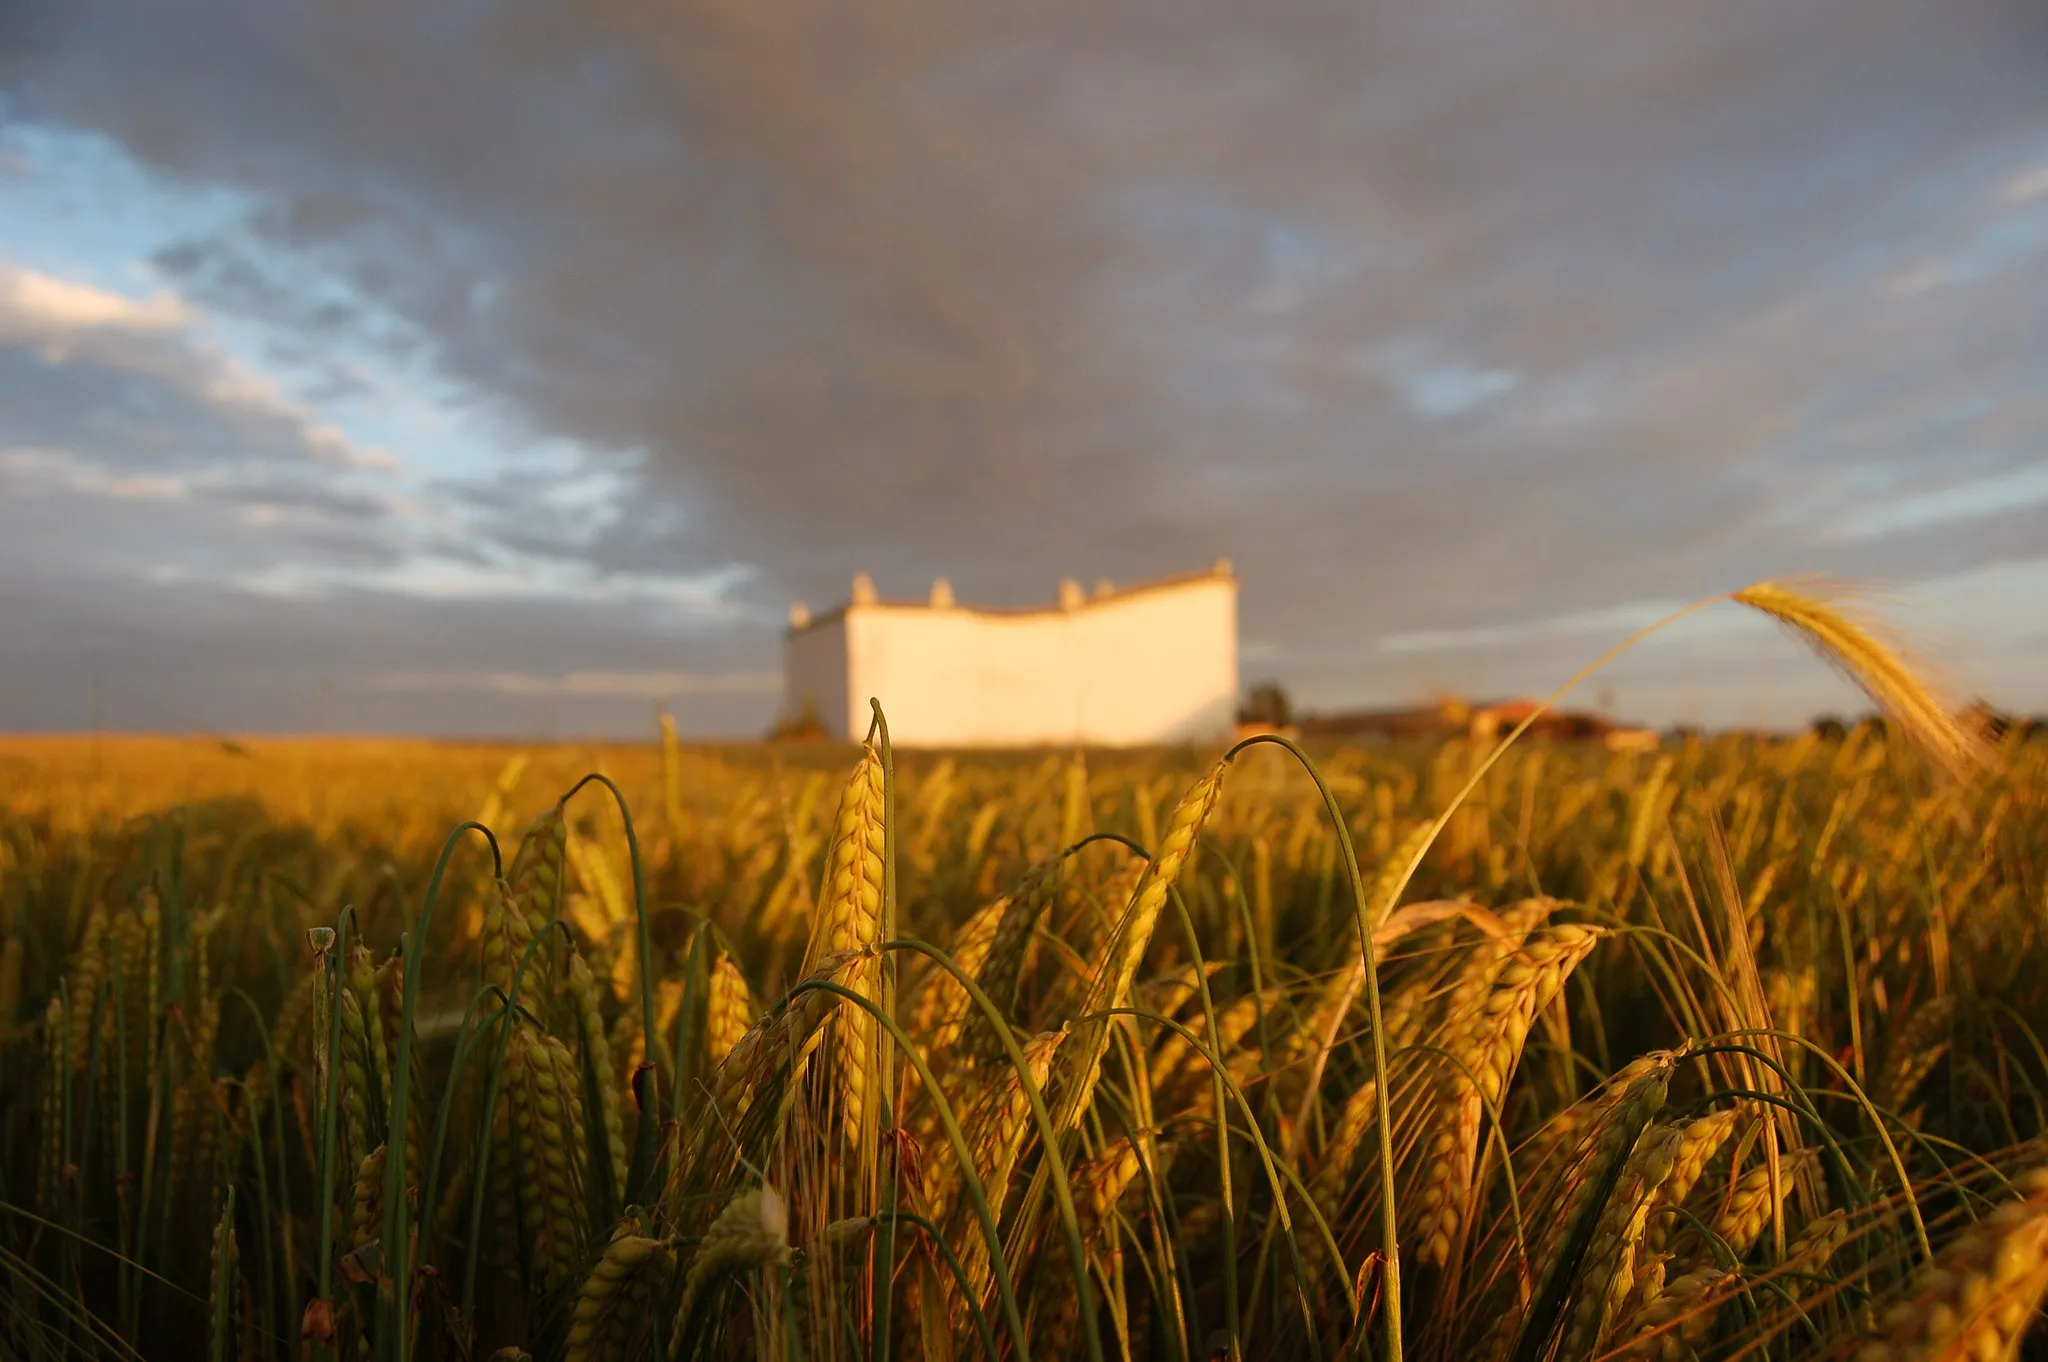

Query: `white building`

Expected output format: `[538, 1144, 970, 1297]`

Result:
[783, 561, 1239, 747]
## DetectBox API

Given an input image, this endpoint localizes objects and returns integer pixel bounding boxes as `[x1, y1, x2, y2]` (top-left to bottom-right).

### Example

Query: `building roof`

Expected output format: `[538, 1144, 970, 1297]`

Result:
[785, 558, 1236, 636]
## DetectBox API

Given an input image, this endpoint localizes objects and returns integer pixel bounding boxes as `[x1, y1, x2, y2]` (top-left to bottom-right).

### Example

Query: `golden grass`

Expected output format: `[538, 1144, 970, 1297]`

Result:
[1, 586, 2045, 1360]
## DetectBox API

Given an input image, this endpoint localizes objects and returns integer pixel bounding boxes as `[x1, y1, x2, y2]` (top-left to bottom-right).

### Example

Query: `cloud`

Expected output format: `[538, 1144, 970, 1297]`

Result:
[0, 257, 398, 472]
[0, 568, 778, 735]
[2, 0, 2047, 733]
[1833, 463, 2048, 540]
[1, 445, 191, 501]
[360, 669, 780, 698]
[1375, 601, 1693, 657]
[1998, 162, 2048, 207]
[1378, 348, 1523, 420]
[230, 556, 759, 616]
[0, 265, 187, 334]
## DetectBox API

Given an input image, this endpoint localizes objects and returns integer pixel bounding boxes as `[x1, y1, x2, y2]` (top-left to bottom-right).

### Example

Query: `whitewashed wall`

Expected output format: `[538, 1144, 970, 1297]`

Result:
[783, 574, 1238, 747]
[784, 613, 855, 736]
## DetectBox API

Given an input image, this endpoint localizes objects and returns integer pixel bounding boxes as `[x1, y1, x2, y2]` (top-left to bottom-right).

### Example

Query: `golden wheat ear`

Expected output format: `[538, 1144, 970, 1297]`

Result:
[1731, 579, 1992, 780]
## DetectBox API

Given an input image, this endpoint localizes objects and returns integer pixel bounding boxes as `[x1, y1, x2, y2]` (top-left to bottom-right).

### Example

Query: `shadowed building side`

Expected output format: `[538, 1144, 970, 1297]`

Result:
[784, 561, 1239, 747]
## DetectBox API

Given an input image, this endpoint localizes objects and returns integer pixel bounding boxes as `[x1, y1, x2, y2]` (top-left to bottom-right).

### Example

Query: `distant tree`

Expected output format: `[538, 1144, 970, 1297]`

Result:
[1962, 700, 2010, 741]
[1239, 681, 1294, 729]
[1558, 712, 1603, 741]
[767, 696, 830, 743]
[1811, 714, 1848, 742]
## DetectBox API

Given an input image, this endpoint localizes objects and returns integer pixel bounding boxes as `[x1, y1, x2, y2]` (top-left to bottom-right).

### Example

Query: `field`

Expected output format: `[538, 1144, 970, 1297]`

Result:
[4, 593, 2048, 1361]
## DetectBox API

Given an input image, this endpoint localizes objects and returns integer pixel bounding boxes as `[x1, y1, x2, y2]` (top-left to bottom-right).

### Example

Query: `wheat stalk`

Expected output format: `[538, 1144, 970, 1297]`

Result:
[1489, 1051, 1675, 1356]
[1782, 1208, 1848, 1304]
[482, 880, 540, 999]
[805, 746, 885, 1158]
[350, 1145, 386, 1253]
[939, 1028, 1067, 1312]
[1857, 1167, 2048, 1361]
[1562, 1121, 1683, 1355]
[1415, 921, 1602, 1267]
[566, 950, 629, 1207]
[704, 951, 760, 1068]
[37, 994, 66, 1206]
[1699, 1149, 1812, 1261]
[209, 1186, 239, 1362]
[65, 904, 106, 1075]
[566, 1220, 676, 1362]
[1648, 1106, 1746, 1253]
[496, 806, 567, 998]
[915, 892, 1007, 1057]
[1047, 760, 1228, 1140]
[508, 1021, 589, 1289]
[1312, 1077, 1379, 1201]
[1731, 580, 1989, 780]
[1613, 1264, 1738, 1360]
[1874, 995, 1956, 1115]
[674, 1186, 791, 1349]
[0, 936, 20, 1048]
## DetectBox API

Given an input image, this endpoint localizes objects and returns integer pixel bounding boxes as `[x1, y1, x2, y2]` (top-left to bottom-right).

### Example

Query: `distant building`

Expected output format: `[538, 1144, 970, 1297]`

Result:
[1295, 704, 1452, 743]
[783, 561, 1239, 747]
[1298, 695, 1659, 750]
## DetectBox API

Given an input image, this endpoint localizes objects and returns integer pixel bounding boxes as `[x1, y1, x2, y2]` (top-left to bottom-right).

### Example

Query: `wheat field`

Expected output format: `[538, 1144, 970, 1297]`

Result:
[3, 587, 2047, 1361]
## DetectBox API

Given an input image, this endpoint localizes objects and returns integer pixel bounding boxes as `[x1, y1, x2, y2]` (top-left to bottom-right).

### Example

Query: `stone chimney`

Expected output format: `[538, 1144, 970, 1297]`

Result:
[850, 571, 877, 606]
[1094, 577, 1115, 598]
[930, 577, 955, 608]
[1058, 576, 1085, 610]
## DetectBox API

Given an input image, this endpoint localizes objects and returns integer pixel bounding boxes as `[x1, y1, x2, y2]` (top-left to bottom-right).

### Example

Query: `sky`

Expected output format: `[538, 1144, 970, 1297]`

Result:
[2, 0, 2045, 739]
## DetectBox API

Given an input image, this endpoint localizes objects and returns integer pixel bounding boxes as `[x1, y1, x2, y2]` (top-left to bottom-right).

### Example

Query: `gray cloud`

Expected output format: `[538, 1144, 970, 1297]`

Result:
[3, 0, 2046, 733]
[0, 260, 395, 472]
[0, 560, 773, 735]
